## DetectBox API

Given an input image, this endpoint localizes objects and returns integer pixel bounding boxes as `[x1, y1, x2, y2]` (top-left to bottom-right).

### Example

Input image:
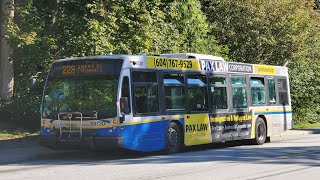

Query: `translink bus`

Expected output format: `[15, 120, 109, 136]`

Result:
[38, 53, 292, 153]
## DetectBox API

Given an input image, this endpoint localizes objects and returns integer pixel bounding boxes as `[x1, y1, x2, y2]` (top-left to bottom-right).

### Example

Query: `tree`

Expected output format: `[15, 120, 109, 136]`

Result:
[174, 0, 227, 55]
[201, 0, 320, 124]
[2, 0, 227, 128]
[0, 0, 14, 100]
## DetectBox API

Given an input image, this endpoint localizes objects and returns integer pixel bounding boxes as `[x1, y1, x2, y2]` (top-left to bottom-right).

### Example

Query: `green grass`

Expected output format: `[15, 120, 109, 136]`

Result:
[0, 130, 38, 140]
[294, 123, 320, 129]
[0, 122, 39, 140]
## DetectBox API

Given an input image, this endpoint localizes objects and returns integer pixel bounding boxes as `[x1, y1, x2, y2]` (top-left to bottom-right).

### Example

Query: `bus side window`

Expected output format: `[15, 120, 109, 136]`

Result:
[121, 76, 131, 114]
[187, 74, 208, 112]
[132, 71, 159, 114]
[250, 77, 266, 105]
[231, 76, 248, 109]
[163, 73, 185, 112]
[277, 78, 289, 105]
[210, 76, 228, 109]
[268, 77, 277, 105]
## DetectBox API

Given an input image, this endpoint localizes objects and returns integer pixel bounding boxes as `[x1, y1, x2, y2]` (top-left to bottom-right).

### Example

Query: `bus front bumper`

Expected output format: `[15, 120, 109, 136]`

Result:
[39, 136, 124, 150]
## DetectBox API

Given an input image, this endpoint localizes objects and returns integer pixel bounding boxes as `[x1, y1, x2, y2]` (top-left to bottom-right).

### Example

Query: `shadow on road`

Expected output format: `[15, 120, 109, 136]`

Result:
[1, 138, 318, 168]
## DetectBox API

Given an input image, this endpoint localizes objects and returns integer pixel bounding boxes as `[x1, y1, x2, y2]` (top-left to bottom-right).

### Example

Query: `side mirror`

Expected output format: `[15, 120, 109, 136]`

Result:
[29, 76, 38, 89]
[120, 97, 129, 114]
[29, 72, 42, 89]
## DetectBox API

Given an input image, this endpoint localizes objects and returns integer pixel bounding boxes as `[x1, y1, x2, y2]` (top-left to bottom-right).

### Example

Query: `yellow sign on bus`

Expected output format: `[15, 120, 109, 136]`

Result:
[146, 57, 200, 71]
[254, 65, 276, 75]
[184, 114, 211, 146]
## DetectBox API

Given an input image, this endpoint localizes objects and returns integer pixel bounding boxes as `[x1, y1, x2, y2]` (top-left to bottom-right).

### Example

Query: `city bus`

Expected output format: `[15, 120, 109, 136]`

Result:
[37, 53, 292, 153]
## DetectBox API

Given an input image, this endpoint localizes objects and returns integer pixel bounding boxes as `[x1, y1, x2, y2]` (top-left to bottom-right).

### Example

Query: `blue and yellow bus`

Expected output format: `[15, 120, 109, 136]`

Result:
[38, 53, 292, 152]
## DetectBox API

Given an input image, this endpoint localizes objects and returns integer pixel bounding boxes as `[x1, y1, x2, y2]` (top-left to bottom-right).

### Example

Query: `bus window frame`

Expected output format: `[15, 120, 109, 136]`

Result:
[276, 76, 289, 106]
[266, 76, 278, 106]
[161, 70, 186, 115]
[120, 75, 131, 114]
[186, 72, 209, 113]
[208, 73, 229, 113]
[131, 69, 161, 117]
[229, 74, 249, 112]
[249, 75, 267, 106]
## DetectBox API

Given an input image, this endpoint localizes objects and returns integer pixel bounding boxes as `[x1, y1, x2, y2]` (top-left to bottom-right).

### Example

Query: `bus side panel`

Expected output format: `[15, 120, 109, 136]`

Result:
[41, 127, 52, 136]
[120, 118, 184, 152]
[184, 114, 211, 146]
[253, 107, 292, 136]
[118, 125, 135, 149]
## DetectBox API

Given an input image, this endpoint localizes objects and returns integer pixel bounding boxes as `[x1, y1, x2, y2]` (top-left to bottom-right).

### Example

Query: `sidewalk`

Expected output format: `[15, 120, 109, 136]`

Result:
[271, 128, 320, 140]
[0, 129, 319, 165]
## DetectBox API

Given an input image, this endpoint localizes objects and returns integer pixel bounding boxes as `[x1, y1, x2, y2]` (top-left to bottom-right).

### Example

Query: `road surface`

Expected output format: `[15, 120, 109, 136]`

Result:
[0, 133, 319, 180]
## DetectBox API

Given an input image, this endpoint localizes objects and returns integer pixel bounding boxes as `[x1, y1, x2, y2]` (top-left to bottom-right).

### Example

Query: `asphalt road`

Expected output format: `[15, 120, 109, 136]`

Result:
[0, 133, 319, 180]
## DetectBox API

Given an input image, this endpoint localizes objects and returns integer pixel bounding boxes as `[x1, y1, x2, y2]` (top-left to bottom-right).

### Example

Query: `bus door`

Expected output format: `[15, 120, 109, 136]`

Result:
[184, 73, 212, 146]
[119, 72, 133, 139]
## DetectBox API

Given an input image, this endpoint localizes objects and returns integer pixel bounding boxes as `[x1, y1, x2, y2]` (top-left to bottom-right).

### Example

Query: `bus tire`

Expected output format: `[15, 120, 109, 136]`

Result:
[166, 122, 182, 153]
[252, 117, 267, 145]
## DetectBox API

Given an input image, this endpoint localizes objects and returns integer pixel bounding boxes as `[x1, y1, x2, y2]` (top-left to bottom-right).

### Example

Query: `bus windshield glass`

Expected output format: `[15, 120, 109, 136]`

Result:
[42, 59, 123, 119]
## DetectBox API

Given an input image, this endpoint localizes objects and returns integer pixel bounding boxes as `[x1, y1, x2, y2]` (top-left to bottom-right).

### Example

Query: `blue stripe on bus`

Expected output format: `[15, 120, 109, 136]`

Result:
[254, 111, 292, 115]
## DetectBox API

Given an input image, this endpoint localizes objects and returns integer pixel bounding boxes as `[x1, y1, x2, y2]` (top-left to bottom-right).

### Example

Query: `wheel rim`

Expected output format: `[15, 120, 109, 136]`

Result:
[257, 123, 265, 141]
[167, 127, 178, 148]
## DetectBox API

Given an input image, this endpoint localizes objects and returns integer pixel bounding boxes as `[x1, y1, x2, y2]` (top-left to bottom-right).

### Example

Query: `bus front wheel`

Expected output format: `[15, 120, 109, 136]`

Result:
[166, 122, 182, 153]
[252, 117, 267, 145]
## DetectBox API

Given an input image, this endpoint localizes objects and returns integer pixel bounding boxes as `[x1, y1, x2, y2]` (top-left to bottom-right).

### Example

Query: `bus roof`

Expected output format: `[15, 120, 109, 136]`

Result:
[52, 53, 288, 76]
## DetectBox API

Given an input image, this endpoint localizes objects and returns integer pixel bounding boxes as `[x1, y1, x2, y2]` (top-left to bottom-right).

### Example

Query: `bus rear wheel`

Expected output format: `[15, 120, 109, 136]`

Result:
[252, 117, 267, 145]
[166, 122, 182, 153]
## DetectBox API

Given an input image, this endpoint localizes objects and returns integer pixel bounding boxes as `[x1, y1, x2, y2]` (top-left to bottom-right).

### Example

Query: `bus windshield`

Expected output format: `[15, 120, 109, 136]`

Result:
[42, 59, 122, 119]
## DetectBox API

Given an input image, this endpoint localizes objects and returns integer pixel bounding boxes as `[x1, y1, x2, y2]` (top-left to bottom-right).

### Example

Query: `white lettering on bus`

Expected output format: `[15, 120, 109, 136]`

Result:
[200, 60, 228, 72]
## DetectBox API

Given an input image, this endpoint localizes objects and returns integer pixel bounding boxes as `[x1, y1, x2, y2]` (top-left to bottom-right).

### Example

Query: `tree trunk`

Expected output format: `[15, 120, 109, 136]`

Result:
[0, 0, 14, 100]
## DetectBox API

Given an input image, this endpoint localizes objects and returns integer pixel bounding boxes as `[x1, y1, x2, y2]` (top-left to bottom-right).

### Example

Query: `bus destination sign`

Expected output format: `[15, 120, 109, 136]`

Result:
[61, 63, 103, 76]
[50, 59, 123, 79]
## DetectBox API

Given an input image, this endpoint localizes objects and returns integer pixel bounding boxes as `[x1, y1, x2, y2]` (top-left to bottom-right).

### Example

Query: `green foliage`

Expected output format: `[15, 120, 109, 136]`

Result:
[201, 0, 320, 124]
[2, 0, 226, 129]
[294, 122, 320, 129]
[1, 0, 319, 129]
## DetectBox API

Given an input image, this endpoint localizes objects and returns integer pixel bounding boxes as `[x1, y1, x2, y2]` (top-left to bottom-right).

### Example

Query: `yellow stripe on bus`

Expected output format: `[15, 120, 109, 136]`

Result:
[251, 111, 256, 139]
